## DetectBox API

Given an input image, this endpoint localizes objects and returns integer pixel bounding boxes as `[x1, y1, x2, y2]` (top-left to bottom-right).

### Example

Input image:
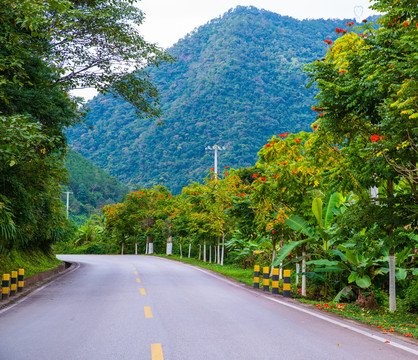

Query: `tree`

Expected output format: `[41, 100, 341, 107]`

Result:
[304, 1, 417, 311]
[1, 0, 173, 117]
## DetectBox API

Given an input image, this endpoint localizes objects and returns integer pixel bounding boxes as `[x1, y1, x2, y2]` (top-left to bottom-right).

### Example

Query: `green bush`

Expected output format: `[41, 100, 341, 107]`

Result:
[403, 278, 418, 313]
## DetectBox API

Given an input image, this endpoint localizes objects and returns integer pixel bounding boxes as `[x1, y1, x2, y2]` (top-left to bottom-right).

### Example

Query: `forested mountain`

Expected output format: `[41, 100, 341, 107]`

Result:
[67, 6, 370, 194]
[64, 149, 130, 223]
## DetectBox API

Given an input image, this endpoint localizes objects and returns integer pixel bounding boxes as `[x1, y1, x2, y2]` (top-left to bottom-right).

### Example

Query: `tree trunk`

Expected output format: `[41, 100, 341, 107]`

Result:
[279, 235, 284, 279]
[209, 244, 212, 263]
[198, 243, 201, 260]
[148, 235, 154, 254]
[296, 261, 300, 285]
[203, 241, 206, 262]
[145, 237, 149, 254]
[135, 235, 138, 255]
[166, 235, 173, 256]
[389, 249, 396, 312]
[270, 237, 276, 277]
[217, 237, 220, 265]
[179, 243, 183, 259]
[221, 233, 225, 266]
[302, 244, 307, 297]
[188, 241, 192, 258]
[121, 237, 124, 255]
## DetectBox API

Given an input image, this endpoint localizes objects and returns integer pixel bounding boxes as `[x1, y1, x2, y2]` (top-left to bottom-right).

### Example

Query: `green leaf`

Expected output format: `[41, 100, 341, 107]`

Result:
[333, 285, 353, 303]
[323, 192, 340, 229]
[306, 259, 339, 266]
[395, 268, 408, 280]
[355, 275, 371, 288]
[284, 215, 316, 238]
[348, 271, 359, 283]
[312, 198, 322, 228]
[272, 238, 310, 267]
[343, 249, 359, 266]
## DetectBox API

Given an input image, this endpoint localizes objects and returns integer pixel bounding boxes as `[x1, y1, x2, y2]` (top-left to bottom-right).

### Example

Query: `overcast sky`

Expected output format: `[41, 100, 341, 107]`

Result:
[74, 0, 379, 100]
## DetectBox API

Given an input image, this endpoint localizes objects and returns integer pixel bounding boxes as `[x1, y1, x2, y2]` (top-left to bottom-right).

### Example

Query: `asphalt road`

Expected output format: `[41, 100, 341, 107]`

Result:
[0, 255, 417, 360]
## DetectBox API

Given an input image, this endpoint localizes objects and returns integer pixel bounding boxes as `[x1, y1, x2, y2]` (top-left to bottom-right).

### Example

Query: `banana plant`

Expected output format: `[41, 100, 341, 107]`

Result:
[272, 192, 346, 297]
[273, 192, 345, 266]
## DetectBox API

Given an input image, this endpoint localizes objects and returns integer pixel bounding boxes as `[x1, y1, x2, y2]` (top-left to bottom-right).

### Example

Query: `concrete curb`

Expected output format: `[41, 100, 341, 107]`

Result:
[0, 261, 74, 311]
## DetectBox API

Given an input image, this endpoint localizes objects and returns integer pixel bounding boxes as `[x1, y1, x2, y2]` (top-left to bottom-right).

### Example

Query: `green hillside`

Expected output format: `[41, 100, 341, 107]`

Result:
[64, 149, 130, 223]
[67, 6, 370, 194]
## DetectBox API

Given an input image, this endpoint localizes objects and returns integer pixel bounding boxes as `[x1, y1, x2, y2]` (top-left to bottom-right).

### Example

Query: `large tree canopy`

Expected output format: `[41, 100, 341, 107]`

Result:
[1, 0, 173, 117]
[0, 0, 172, 253]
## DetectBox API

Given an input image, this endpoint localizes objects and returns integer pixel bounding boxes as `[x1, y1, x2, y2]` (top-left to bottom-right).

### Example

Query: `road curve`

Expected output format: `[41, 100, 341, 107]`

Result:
[0, 255, 416, 360]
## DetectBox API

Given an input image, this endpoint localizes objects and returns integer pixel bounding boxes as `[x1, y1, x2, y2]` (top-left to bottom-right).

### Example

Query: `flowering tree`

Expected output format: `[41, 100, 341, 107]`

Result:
[304, 1, 417, 311]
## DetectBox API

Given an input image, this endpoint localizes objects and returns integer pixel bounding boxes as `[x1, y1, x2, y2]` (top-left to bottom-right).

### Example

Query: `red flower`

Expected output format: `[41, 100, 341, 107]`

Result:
[291, 170, 298, 174]
[405, 333, 412, 337]
[294, 139, 301, 143]
[280, 161, 288, 165]
[252, 173, 259, 178]
[210, 168, 214, 171]
[224, 166, 229, 168]
[318, 113, 324, 116]
[402, 22, 409, 26]
[324, 39, 332, 45]
[338, 70, 345, 74]
[272, 230, 275, 234]
[274, 175, 279, 178]
[370, 134, 380, 142]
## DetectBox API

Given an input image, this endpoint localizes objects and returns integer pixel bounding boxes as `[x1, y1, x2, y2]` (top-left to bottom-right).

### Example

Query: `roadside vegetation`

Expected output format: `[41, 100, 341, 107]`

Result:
[55, 0, 416, 325]
[0, 0, 171, 274]
[1, 0, 416, 335]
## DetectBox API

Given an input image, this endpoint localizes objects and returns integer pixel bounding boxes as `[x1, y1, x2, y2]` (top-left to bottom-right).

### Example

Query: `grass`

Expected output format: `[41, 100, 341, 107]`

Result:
[0, 249, 63, 279]
[157, 254, 417, 339]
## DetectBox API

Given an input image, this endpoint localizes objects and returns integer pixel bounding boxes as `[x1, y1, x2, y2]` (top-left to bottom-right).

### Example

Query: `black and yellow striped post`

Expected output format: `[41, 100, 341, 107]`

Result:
[2, 274, 10, 300]
[253, 265, 260, 289]
[263, 267, 269, 291]
[283, 269, 291, 297]
[18, 269, 24, 292]
[10, 271, 17, 296]
[272, 268, 279, 294]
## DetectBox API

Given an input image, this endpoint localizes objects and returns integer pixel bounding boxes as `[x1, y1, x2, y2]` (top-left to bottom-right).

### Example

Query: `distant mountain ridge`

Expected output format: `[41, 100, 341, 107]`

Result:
[67, 6, 369, 194]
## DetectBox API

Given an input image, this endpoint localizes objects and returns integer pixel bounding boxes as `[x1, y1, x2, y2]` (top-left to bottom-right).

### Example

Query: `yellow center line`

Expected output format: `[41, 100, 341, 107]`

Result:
[136, 278, 141, 283]
[144, 306, 153, 318]
[134, 271, 138, 275]
[151, 343, 164, 360]
[140, 288, 146, 295]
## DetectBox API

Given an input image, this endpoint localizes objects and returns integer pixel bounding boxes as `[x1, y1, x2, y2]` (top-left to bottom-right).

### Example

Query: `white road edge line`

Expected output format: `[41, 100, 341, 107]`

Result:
[0, 262, 81, 316]
[191, 264, 418, 356]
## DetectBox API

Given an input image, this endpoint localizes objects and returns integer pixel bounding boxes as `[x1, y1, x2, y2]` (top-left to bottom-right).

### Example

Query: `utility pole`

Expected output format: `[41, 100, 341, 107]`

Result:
[64, 191, 73, 219]
[205, 145, 225, 177]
